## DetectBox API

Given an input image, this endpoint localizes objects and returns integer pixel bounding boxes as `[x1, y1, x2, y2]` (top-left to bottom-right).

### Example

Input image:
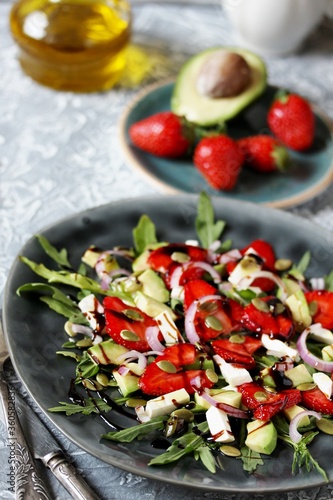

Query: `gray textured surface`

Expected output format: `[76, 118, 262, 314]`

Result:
[1, 1, 333, 498]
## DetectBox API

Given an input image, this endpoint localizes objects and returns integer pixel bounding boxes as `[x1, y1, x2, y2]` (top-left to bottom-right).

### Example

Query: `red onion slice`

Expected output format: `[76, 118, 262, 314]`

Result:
[289, 410, 321, 443]
[185, 294, 223, 344]
[118, 365, 130, 376]
[190, 262, 222, 284]
[116, 350, 147, 370]
[296, 326, 333, 373]
[71, 324, 94, 336]
[219, 249, 242, 265]
[145, 326, 165, 352]
[169, 265, 186, 289]
[237, 270, 287, 300]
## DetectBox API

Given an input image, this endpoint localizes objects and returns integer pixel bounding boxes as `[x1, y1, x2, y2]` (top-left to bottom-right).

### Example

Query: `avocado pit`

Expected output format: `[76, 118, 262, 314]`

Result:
[196, 51, 252, 99]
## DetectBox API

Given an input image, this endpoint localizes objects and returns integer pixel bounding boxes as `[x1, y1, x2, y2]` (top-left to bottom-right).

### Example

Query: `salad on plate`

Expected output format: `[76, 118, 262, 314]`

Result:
[17, 193, 333, 480]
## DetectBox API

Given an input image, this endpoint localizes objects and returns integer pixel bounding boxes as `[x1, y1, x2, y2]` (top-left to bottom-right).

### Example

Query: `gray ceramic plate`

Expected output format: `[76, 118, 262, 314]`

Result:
[119, 81, 333, 208]
[3, 195, 333, 493]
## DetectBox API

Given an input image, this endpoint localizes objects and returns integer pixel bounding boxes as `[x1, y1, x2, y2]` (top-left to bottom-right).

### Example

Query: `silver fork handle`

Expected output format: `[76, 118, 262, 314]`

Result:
[0, 378, 52, 500]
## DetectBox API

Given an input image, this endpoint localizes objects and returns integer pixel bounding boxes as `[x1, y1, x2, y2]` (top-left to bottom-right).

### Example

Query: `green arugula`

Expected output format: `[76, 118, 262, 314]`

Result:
[76, 352, 100, 380]
[133, 214, 158, 255]
[48, 398, 111, 416]
[36, 234, 72, 268]
[239, 420, 263, 473]
[195, 192, 226, 248]
[273, 415, 328, 481]
[102, 416, 167, 442]
[325, 270, 333, 291]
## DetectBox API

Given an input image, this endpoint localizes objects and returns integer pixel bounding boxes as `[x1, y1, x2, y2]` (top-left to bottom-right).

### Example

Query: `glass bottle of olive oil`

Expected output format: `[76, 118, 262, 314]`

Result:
[10, 0, 131, 92]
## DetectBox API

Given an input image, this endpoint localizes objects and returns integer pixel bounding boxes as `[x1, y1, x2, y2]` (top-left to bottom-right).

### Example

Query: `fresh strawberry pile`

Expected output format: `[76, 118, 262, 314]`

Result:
[129, 90, 315, 191]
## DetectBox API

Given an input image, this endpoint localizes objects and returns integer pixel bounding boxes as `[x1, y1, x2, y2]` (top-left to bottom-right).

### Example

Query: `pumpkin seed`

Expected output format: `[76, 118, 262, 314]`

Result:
[171, 252, 190, 263]
[220, 445, 241, 457]
[274, 259, 293, 271]
[123, 309, 144, 322]
[156, 360, 177, 373]
[297, 383, 316, 391]
[316, 417, 333, 435]
[76, 338, 93, 348]
[205, 368, 219, 384]
[308, 301, 318, 316]
[82, 379, 103, 391]
[96, 373, 109, 387]
[165, 416, 178, 437]
[229, 334, 245, 344]
[273, 303, 285, 315]
[171, 409, 194, 422]
[240, 256, 259, 271]
[264, 386, 277, 394]
[199, 301, 218, 313]
[205, 315, 223, 331]
[120, 329, 140, 341]
[251, 298, 270, 313]
[126, 398, 147, 408]
[254, 391, 268, 402]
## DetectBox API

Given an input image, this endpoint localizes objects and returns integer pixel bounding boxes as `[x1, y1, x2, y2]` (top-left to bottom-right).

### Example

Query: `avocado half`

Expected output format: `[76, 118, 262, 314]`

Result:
[171, 47, 267, 126]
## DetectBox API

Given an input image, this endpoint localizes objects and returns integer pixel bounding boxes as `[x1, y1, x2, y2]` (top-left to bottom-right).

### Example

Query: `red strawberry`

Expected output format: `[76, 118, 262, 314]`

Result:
[103, 296, 160, 352]
[238, 382, 301, 421]
[148, 244, 207, 274]
[183, 279, 218, 311]
[238, 135, 289, 173]
[305, 290, 333, 330]
[302, 387, 333, 416]
[211, 337, 262, 369]
[267, 92, 315, 151]
[241, 239, 276, 271]
[139, 344, 214, 396]
[240, 296, 294, 340]
[193, 135, 244, 191]
[129, 111, 194, 158]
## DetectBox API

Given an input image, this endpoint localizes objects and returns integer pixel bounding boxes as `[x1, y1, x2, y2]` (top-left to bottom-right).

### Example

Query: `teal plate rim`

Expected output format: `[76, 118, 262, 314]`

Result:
[119, 80, 333, 208]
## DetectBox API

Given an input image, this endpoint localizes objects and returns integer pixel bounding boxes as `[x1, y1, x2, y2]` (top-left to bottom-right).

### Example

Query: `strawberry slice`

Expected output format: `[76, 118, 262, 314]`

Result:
[103, 296, 159, 352]
[139, 344, 214, 396]
[211, 336, 262, 369]
[241, 239, 276, 271]
[301, 387, 333, 416]
[240, 296, 294, 340]
[238, 382, 301, 421]
[183, 279, 218, 311]
[305, 290, 333, 330]
[148, 244, 207, 274]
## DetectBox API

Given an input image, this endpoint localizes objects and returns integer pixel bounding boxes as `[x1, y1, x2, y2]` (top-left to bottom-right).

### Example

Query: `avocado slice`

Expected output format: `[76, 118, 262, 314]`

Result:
[245, 419, 277, 455]
[171, 47, 267, 126]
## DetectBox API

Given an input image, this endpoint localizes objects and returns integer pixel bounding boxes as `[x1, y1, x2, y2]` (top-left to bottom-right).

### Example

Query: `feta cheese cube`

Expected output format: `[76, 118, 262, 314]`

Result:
[78, 294, 104, 332]
[146, 388, 190, 418]
[155, 310, 184, 345]
[261, 334, 300, 361]
[313, 372, 333, 399]
[206, 406, 234, 443]
[214, 355, 252, 386]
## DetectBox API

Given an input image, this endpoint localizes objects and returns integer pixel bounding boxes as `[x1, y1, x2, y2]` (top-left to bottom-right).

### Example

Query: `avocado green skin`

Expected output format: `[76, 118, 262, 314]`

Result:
[171, 46, 267, 126]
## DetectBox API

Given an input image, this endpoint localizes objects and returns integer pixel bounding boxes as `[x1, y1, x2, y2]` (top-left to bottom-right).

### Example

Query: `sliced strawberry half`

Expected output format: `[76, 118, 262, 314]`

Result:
[103, 296, 159, 352]
[301, 387, 333, 416]
[183, 279, 218, 311]
[211, 336, 262, 369]
[148, 244, 208, 274]
[139, 344, 214, 396]
[241, 239, 276, 271]
[305, 290, 333, 330]
[238, 382, 301, 421]
[240, 296, 294, 340]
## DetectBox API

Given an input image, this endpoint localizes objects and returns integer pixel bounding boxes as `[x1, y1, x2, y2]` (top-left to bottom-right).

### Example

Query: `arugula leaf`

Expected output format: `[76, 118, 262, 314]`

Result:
[36, 234, 72, 268]
[56, 350, 81, 361]
[273, 415, 328, 481]
[76, 352, 100, 380]
[195, 192, 226, 248]
[324, 270, 333, 291]
[133, 214, 157, 255]
[149, 422, 209, 467]
[17, 283, 87, 323]
[102, 416, 166, 442]
[195, 445, 216, 474]
[293, 251, 311, 276]
[49, 398, 111, 416]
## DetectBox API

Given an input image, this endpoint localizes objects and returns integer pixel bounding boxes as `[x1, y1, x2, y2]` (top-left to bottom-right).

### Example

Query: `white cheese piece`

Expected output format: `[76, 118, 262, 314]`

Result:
[313, 372, 333, 399]
[185, 239, 199, 246]
[146, 388, 190, 419]
[261, 334, 300, 361]
[78, 294, 104, 332]
[206, 406, 234, 443]
[135, 405, 150, 423]
[155, 310, 184, 345]
[309, 323, 333, 344]
[213, 355, 252, 386]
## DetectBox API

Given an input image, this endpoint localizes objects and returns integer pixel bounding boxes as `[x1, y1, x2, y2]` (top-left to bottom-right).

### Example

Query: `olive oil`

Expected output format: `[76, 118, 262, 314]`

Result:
[10, 0, 131, 92]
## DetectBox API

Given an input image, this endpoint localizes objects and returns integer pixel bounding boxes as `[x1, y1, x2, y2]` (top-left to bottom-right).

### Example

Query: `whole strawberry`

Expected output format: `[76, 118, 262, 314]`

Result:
[238, 135, 289, 173]
[267, 92, 315, 151]
[193, 135, 244, 190]
[129, 111, 194, 158]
